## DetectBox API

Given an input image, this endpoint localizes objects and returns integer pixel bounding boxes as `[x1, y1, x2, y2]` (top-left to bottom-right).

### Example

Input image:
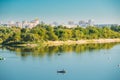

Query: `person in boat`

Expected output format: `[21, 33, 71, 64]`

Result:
[57, 69, 66, 73]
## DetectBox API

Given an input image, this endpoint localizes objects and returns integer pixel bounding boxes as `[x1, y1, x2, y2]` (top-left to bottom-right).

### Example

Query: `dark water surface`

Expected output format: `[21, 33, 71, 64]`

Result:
[0, 43, 120, 80]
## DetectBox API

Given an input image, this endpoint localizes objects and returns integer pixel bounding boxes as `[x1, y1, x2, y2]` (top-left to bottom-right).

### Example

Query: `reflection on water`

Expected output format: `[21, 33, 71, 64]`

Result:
[1, 43, 120, 58]
[0, 43, 120, 80]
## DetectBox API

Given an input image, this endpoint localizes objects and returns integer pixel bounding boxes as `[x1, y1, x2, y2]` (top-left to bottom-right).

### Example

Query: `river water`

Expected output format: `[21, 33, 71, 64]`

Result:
[0, 43, 120, 80]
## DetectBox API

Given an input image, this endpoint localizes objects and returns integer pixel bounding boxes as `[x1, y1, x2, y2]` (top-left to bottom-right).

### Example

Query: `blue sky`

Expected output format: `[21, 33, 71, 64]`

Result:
[0, 0, 120, 24]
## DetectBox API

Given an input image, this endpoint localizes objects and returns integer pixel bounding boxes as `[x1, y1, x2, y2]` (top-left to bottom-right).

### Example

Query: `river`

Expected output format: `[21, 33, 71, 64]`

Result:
[0, 43, 120, 80]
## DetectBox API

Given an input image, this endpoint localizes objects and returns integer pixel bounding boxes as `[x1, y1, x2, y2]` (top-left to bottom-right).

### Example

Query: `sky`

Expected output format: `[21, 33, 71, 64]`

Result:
[0, 0, 120, 24]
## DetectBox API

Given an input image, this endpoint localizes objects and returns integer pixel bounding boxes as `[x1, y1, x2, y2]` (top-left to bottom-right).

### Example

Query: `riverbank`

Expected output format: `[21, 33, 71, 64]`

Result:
[44, 39, 120, 46]
[2, 39, 120, 47]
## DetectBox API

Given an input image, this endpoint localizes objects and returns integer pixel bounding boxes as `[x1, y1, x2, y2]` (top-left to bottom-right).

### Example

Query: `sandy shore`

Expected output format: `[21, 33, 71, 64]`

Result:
[44, 39, 120, 46]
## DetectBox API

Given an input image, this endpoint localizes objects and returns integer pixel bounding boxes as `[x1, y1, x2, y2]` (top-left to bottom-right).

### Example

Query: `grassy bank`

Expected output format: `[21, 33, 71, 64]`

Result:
[44, 39, 120, 46]
[2, 38, 120, 47]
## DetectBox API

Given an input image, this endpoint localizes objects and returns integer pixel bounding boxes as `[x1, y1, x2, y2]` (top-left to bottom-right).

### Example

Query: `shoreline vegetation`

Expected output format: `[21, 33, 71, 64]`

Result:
[44, 39, 120, 46]
[5, 39, 120, 47]
[1, 24, 120, 47]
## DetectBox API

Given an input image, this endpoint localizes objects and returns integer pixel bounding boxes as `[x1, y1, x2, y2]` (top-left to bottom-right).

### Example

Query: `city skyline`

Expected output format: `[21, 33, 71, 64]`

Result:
[1, 18, 119, 29]
[0, 0, 120, 24]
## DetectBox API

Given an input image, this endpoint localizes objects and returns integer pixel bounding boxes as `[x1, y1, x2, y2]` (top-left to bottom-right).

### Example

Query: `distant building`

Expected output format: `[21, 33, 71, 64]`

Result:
[22, 21, 29, 28]
[51, 22, 58, 26]
[78, 19, 95, 27]
[95, 24, 119, 27]
[16, 22, 22, 28]
[8, 21, 15, 27]
[68, 21, 74, 25]
[63, 21, 76, 28]
[21, 18, 40, 28]
[88, 19, 94, 26]
[28, 18, 40, 28]
[79, 20, 87, 27]
[62, 23, 77, 28]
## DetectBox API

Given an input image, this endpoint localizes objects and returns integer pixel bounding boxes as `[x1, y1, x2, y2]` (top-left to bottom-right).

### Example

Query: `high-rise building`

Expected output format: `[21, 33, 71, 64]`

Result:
[88, 19, 94, 26]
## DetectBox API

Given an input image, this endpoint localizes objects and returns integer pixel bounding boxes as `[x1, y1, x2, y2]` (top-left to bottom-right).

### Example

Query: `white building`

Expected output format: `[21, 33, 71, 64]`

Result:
[62, 23, 77, 28]
[8, 21, 15, 27]
[28, 18, 40, 28]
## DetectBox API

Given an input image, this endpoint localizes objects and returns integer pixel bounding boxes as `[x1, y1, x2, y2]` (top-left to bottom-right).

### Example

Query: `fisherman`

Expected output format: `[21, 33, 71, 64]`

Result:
[57, 69, 66, 73]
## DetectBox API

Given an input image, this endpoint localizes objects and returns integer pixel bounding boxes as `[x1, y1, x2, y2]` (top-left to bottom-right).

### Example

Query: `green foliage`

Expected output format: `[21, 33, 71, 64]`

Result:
[0, 25, 120, 45]
[111, 25, 120, 32]
[21, 33, 40, 42]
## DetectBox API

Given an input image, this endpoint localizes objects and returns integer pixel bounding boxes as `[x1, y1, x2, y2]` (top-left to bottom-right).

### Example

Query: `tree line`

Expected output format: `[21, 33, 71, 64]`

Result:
[0, 24, 120, 45]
